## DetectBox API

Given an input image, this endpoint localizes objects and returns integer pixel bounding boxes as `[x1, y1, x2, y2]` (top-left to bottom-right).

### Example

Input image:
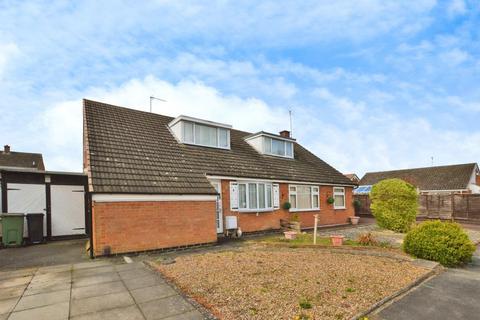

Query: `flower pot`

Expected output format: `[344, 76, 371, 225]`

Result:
[330, 235, 345, 246]
[284, 231, 298, 240]
[350, 216, 360, 225]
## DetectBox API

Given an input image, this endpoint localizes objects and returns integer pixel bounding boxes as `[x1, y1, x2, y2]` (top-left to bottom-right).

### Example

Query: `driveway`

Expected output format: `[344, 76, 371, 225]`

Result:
[0, 239, 89, 270]
[0, 254, 206, 319]
[373, 246, 480, 320]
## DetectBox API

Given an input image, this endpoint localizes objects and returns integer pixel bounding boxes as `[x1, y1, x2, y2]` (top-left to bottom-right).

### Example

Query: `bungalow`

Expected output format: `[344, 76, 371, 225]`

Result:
[83, 99, 356, 256]
[357, 163, 480, 195]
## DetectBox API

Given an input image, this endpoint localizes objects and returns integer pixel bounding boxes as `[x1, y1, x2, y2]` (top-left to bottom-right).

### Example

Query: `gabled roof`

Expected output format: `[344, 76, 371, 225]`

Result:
[0, 150, 45, 171]
[359, 163, 478, 191]
[344, 173, 359, 182]
[83, 99, 355, 194]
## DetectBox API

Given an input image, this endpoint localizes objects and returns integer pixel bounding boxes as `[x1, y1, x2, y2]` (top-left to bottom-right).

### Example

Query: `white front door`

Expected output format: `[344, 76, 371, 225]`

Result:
[211, 181, 223, 233]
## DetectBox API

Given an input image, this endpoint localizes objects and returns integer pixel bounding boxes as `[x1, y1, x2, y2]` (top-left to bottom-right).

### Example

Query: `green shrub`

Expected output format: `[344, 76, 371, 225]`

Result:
[299, 297, 312, 309]
[403, 220, 476, 267]
[370, 179, 418, 232]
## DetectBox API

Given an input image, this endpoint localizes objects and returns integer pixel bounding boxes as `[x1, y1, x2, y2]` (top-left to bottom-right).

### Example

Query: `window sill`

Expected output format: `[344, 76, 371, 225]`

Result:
[334, 207, 346, 210]
[238, 209, 275, 213]
[289, 208, 320, 213]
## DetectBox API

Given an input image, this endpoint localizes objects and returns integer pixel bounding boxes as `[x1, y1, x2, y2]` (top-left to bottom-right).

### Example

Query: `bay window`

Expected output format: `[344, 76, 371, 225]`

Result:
[333, 187, 346, 209]
[289, 185, 320, 211]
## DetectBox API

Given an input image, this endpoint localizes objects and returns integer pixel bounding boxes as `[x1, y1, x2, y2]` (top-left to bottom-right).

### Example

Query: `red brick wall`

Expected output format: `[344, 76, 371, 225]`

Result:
[92, 200, 217, 256]
[219, 180, 354, 233]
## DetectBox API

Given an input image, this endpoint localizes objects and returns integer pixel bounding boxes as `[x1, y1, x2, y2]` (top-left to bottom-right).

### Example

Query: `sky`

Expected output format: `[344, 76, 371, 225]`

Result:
[1, 0, 479, 177]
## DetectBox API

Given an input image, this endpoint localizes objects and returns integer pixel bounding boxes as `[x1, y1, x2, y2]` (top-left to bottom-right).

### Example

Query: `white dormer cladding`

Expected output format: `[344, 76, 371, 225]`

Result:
[169, 115, 232, 149]
[245, 132, 295, 158]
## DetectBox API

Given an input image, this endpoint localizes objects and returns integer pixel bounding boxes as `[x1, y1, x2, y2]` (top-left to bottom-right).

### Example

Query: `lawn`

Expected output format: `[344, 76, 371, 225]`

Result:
[255, 233, 367, 247]
[154, 246, 430, 320]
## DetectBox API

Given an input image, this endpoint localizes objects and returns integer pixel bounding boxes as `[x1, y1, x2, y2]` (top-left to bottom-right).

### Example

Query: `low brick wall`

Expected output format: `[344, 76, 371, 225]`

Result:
[92, 200, 217, 256]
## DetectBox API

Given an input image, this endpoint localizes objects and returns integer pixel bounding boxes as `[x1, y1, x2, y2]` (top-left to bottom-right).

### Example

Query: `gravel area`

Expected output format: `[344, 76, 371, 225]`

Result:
[155, 246, 429, 320]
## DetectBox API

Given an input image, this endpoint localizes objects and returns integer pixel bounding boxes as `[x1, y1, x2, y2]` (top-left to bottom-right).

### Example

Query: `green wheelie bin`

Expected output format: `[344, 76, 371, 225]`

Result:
[1, 213, 25, 247]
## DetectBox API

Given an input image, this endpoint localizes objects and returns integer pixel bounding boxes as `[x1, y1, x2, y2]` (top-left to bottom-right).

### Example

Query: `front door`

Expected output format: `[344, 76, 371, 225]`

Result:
[211, 181, 223, 233]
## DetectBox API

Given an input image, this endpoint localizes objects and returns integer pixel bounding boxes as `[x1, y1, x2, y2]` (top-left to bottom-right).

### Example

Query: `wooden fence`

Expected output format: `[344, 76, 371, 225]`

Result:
[354, 194, 480, 223]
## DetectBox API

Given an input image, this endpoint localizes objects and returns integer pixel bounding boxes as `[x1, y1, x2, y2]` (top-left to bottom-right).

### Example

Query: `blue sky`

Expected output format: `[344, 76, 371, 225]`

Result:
[1, 0, 479, 176]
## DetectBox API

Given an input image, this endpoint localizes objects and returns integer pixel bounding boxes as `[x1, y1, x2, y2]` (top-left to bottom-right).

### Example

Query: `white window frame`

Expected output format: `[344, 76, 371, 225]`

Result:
[237, 181, 274, 212]
[182, 121, 230, 150]
[263, 137, 294, 159]
[288, 185, 320, 212]
[333, 187, 346, 209]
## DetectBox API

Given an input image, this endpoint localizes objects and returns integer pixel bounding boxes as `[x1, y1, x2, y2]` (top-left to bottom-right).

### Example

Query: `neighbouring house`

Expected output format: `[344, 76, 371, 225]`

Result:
[0, 145, 45, 171]
[1, 145, 87, 241]
[83, 99, 357, 256]
[357, 163, 480, 195]
[344, 173, 360, 184]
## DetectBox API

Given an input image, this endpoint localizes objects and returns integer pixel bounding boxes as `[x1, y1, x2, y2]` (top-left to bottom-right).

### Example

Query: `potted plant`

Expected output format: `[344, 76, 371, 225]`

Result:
[353, 199, 361, 215]
[330, 235, 345, 246]
[282, 201, 292, 210]
[349, 216, 360, 225]
[327, 196, 335, 205]
[289, 212, 301, 232]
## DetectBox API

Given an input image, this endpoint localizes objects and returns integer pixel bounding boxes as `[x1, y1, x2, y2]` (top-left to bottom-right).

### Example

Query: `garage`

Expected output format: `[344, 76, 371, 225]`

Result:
[0, 169, 88, 241]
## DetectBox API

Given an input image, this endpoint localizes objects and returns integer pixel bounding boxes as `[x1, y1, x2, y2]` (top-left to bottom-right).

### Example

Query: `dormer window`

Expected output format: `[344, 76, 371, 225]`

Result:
[169, 115, 231, 149]
[245, 131, 295, 158]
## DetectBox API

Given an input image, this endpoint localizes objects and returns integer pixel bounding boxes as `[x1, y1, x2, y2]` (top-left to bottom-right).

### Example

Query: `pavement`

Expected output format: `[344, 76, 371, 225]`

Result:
[0, 259, 206, 320]
[372, 246, 480, 320]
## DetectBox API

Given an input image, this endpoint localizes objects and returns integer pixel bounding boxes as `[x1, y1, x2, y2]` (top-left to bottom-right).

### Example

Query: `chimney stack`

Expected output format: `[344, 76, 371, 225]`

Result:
[279, 130, 290, 138]
[4, 145, 10, 154]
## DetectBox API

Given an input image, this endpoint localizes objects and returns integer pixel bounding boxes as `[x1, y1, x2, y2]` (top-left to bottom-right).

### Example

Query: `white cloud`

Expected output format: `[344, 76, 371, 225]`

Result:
[447, 0, 467, 18]
[0, 42, 19, 78]
[39, 76, 480, 178]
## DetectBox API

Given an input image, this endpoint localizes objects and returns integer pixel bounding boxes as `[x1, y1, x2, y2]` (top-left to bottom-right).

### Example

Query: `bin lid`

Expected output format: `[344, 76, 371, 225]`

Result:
[0, 213, 26, 217]
[26, 213, 44, 216]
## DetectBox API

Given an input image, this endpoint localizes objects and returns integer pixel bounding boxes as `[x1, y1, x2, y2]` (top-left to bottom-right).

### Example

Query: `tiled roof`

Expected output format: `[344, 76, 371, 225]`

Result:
[83, 99, 355, 194]
[359, 163, 478, 191]
[0, 151, 45, 171]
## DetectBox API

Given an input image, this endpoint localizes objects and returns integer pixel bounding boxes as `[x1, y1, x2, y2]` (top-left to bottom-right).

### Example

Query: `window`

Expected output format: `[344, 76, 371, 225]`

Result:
[180, 121, 230, 149]
[333, 187, 346, 209]
[289, 185, 319, 211]
[238, 182, 274, 211]
[263, 137, 294, 158]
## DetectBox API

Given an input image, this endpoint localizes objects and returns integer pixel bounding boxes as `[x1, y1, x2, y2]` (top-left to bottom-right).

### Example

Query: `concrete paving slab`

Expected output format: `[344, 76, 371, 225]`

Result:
[36, 264, 72, 274]
[0, 269, 36, 281]
[30, 271, 71, 284]
[70, 291, 135, 317]
[72, 265, 115, 279]
[163, 310, 205, 320]
[118, 268, 154, 280]
[0, 313, 7, 320]
[73, 260, 112, 270]
[130, 284, 177, 304]
[8, 301, 69, 320]
[14, 289, 70, 311]
[411, 259, 440, 270]
[0, 285, 26, 301]
[139, 295, 195, 320]
[72, 272, 120, 288]
[0, 276, 32, 289]
[0, 297, 19, 315]
[24, 280, 71, 296]
[123, 274, 163, 290]
[114, 262, 144, 272]
[71, 281, 127, 300]
[70, 305, 145, 320]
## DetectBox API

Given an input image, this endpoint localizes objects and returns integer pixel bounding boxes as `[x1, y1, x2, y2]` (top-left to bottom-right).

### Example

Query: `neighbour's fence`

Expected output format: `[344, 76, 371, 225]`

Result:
[354, 194, 480, 223]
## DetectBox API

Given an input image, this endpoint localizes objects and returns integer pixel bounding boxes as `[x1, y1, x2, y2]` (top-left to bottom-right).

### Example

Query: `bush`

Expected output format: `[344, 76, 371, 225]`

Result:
[370, 179, 418, 233]
[403, 220, 476, 267]
[357, 233, 378, 246]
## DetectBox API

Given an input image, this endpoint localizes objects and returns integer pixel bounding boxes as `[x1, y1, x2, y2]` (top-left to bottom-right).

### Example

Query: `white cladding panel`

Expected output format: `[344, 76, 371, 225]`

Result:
[7, 183, 47, 236]
[51, 185, 85, 236]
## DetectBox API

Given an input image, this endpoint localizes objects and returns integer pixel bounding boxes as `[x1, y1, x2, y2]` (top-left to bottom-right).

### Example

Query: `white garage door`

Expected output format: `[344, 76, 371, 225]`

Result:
[7, 183, 47, 236]
[51, 185, 85, 236]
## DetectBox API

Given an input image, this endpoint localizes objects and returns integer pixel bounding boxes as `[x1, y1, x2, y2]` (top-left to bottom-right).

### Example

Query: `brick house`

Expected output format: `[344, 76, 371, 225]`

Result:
[83, 99, 357, 256]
